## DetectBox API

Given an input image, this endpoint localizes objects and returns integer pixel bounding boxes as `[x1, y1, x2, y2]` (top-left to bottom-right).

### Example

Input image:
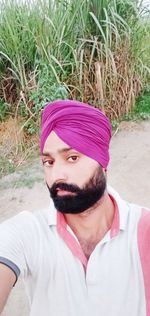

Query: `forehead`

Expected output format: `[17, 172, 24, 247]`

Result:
[43, 131, 73, 154]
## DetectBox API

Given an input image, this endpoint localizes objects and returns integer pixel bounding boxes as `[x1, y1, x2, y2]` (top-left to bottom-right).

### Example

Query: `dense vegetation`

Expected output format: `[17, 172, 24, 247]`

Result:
[0, 0, 150, 175]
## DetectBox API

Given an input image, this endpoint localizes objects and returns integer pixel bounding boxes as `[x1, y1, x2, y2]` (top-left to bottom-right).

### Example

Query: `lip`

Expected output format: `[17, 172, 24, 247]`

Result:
[56, 189, 76, 196]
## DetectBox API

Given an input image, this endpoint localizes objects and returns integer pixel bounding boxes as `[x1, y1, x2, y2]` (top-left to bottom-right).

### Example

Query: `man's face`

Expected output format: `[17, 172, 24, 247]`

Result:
[42, 131, 106, 214]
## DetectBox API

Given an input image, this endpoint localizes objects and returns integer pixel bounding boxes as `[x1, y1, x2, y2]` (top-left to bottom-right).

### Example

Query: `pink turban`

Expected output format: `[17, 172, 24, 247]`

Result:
[40, 100, 112, 168]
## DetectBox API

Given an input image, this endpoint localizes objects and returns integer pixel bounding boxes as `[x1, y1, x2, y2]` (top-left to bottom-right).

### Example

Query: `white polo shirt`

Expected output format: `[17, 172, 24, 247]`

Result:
[0, 186, 150, 316]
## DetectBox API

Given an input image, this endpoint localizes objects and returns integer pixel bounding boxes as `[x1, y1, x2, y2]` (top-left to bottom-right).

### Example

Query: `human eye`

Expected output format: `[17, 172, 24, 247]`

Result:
[42, 159, 54, 167]
[67, 155, 79, 163]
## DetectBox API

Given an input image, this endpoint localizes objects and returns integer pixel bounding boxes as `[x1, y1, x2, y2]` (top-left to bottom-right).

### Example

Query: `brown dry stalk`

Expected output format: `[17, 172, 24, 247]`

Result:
[95, 61, 105, 113]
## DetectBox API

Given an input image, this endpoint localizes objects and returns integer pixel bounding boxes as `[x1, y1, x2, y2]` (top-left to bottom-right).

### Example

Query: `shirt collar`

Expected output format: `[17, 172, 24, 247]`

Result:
[47, 199, 57, 226]
[108, 185, 129, 236]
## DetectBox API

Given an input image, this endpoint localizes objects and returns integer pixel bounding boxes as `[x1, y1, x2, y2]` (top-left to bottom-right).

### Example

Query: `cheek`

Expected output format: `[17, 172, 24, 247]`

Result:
[43, 167, 53, 187]
[70, 159, 99, 187]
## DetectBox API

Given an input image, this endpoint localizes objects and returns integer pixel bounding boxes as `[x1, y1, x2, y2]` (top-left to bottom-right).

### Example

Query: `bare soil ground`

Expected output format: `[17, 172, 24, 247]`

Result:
[0, 119, 150, 316]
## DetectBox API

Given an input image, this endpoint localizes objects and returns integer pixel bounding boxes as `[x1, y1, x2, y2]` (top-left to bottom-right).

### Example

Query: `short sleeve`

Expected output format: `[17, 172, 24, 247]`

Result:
[0, 211, 39, 282]
[138, 208, 150, 316]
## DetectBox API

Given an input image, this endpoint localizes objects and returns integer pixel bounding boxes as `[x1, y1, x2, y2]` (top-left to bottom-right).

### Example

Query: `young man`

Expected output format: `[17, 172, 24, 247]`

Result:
[0, 99, 149, 316]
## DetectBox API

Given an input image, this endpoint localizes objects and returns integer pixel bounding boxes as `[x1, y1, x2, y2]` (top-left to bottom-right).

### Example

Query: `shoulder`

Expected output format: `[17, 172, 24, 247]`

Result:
[108, 186, 150, 233]
[0, 206, 53, 226]
[0, 210, 39, 231]
[0, 207, 53, 241]
[138, 208, 150, 240]
[108, 186, 143, 222]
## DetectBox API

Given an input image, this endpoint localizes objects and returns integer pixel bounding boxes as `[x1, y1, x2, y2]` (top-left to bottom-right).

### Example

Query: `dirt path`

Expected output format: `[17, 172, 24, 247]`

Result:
[1, 119, 150, 316]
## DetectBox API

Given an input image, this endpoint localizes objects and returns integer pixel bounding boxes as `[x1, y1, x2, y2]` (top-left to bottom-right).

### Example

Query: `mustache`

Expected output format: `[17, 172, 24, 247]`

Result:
[49, 182, 82, 197]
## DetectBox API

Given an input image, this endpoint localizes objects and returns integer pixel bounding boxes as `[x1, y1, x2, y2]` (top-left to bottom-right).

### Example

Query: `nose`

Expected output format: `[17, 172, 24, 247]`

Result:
[50, 161, 68, 185]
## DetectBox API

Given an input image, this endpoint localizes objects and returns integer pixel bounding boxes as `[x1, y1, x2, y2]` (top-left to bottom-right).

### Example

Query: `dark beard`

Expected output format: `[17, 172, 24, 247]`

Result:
[47, 166, 106, 214]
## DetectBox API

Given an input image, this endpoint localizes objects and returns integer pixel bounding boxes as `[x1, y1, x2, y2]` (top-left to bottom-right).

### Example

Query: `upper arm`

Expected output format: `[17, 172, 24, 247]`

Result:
[0, 263, 16, 313]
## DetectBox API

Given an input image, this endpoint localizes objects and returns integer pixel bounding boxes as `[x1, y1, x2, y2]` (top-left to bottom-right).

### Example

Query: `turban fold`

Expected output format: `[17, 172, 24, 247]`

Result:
[40, 100, 112, 168]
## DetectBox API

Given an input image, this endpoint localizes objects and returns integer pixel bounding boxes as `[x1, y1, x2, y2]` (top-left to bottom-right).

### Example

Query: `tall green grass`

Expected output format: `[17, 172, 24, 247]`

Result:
[0, 0, 149, 122]
[0, 0, 150, 176]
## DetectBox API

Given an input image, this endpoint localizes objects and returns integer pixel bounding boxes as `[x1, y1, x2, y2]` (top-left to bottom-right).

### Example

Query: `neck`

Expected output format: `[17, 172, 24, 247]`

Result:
[64, 192, 115, 242]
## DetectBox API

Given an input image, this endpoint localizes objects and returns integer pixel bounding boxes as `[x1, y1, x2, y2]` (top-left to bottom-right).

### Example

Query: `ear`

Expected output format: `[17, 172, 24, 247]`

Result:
[103, 168, 107, 181]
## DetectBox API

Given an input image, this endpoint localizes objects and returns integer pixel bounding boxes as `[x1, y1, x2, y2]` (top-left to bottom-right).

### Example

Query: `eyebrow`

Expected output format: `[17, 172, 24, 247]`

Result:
[41, 147, 74, 157]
